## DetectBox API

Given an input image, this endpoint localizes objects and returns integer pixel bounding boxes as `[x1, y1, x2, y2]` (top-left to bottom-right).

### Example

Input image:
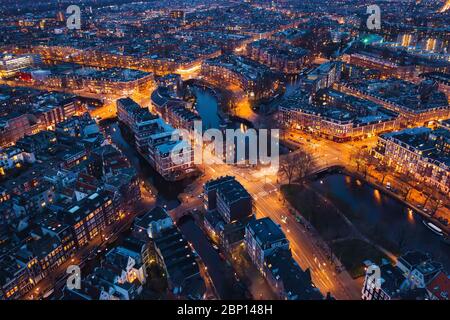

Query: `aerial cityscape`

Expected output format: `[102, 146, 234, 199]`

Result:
[0, 0, 449, 305]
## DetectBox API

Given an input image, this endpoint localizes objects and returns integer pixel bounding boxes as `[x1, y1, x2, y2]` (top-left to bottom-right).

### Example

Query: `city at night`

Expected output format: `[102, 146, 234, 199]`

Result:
[0, 0, 449, 313]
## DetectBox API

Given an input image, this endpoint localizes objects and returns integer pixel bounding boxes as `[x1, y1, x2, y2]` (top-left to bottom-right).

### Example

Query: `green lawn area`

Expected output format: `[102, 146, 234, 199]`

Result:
[281, 184, 351, 241]
[281, 183, 391, 279]
[315, 189, 406, 255]
[331, 239, 389, 279]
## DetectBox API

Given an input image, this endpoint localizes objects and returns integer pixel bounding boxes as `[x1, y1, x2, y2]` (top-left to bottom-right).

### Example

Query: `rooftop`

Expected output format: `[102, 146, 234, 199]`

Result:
[427, 272, 450, 300]
[397, 251, 432, 269]
[283, 88, 398, 126]
[248, 39, 310, 61]
[204, 176, 236, 191]
[265, 248, 323, 300]
[216, 179, 251, 205]
[117, 98, 159, 122]
[36, 63, 152, 83]
[155, 140, 190, 156]
[135, 206, 171, 229]
[382, 128, 450, 166]
[420, 72, 450, 86]
[63, 191, 111, 224]
[153, 226, 201, 288]
[247, 217, 287, 246]
[379, 263, 406, 297]
[349, 78, 448, 112]
[204, 54, 274, 82]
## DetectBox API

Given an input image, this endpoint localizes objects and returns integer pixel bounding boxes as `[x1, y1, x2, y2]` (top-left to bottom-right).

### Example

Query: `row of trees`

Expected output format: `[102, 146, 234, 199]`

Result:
[350, 147, 446, 217]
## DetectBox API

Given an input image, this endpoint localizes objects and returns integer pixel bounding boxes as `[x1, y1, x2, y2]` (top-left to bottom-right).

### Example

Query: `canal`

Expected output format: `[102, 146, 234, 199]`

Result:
[100, 85, 254, 298]
[189, 83, 289, 156]
[311, 173, 450, 272]
[101, 120, 185, 208]
[189, 84, 249, 131]
[102, 83, 245, 204]
[190, 85, 222, 130]
[100, 82, 294, 299]
[284, 74, 303, 98]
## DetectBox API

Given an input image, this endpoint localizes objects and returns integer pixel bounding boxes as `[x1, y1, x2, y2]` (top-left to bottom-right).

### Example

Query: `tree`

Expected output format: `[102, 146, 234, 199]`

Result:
[279, 149, 315, 185]
[422, 185, 436, 208]
[279, 153, 297, 185]
[294, 148, 314, 184]
[429, 189, 445, 217]
[432, 199, 444, 217]
[350, 148, 371, 177]
[377, 162, 389, 185]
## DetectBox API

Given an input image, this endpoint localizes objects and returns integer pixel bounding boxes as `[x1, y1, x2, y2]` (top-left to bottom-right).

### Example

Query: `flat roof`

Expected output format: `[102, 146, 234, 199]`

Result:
[247, 217, 286, 246]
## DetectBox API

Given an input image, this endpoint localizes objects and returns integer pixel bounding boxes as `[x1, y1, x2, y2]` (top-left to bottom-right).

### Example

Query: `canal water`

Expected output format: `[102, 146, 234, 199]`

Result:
[190, 84, 289, 156]
[100, 83, 284, 200]
[284, 74, 302, 98]
[311, 173, 450, 272]
[190, 85, 222, 130]
[189, 84, 249, 131]
[102, 120, 184, 207]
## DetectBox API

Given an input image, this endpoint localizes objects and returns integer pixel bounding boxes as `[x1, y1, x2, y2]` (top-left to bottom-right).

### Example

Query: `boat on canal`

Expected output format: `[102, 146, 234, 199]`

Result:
[422, 220, 444, 236]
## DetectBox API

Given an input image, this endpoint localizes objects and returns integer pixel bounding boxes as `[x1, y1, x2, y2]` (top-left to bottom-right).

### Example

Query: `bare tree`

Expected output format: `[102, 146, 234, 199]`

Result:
[279, 153, 297, 185]
[294, 148, 315, 184]
[279, 149, 315, 185]
[422, 185, 436, 208]
[429, 189, 445, 217]
[432, 199, 444, 217]
[377, 163, 389, 185]
[350, 148, 370, 174]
